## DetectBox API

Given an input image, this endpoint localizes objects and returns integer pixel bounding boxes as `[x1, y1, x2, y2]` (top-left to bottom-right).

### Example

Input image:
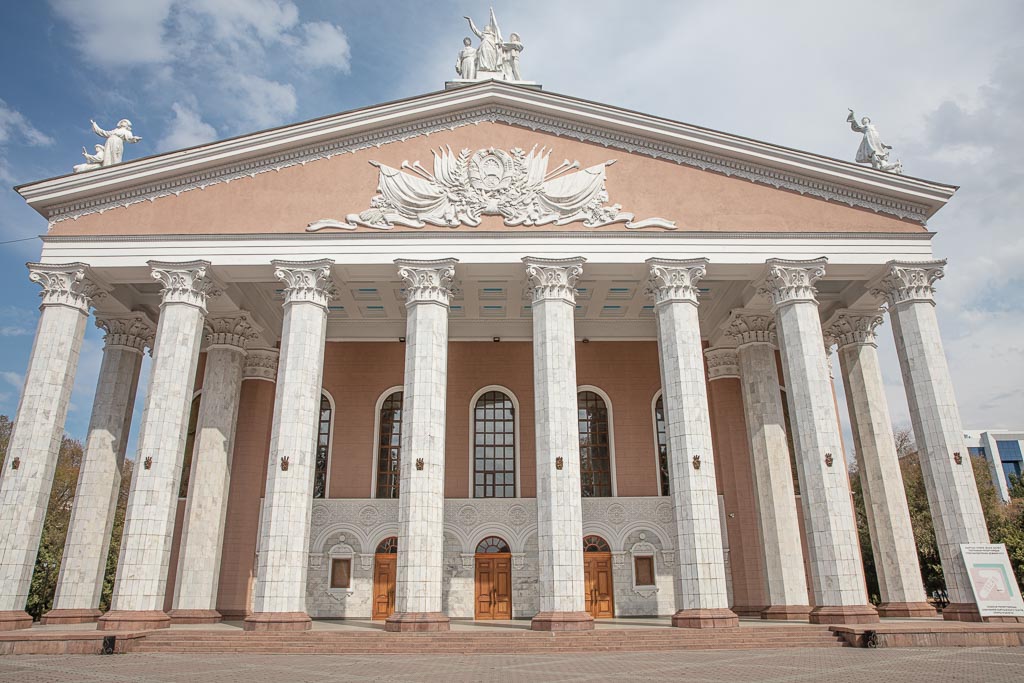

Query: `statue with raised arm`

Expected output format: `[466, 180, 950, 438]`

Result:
[847, 109, 902, 174]
[90, 118, 142, 166]
[72, 144, 106, 173]
[464, 9, 501, 74]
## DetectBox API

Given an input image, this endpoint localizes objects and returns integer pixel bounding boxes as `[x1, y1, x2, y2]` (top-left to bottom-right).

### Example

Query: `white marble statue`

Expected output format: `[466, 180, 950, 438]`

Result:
[847, 109, 902, 174]
[460, 8, 525, 81]
[90, 118, 142, 166]
[456, 37, 477, 79]
[72, 144, 106, 173]
[502, 33, 523, 81]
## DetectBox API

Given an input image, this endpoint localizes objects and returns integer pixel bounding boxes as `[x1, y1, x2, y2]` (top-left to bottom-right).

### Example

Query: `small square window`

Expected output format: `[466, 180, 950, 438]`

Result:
[331, 558, 351, 589]
[634, 556, 655, 587]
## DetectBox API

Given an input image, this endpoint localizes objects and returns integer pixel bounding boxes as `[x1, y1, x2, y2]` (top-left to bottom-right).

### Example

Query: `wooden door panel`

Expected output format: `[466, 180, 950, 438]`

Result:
[584, 554, 615, 619]
[372, 555, 396, 620]
[475, 555, 513, 620]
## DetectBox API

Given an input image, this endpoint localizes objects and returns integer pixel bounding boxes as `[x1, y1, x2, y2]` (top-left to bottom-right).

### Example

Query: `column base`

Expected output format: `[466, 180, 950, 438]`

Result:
[808, 604, 879, 625]
[672, 608, 739, 628]
[243, 611, 312, 632]
[168, 609, 223, 624]
[760, 605, 811, 621]
[731, 604, 769, 618]
[40, 608, 102, 625]
[0, 610, 32, 631]
[97, 610, 171, 631]
[384, 612, 450, 632]
[530, 611, 595, 631]
[943, 602, 1024, 623]
[877, 601, 938, 618]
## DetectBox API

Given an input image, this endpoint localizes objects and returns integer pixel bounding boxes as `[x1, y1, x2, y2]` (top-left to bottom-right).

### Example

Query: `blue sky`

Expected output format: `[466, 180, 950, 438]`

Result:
[0, 0, 1022, 460]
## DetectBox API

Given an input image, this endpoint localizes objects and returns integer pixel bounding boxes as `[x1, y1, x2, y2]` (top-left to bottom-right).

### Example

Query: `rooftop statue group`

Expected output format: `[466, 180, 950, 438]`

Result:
[72, 118, 142, 173]
[456, 8, 525, 82]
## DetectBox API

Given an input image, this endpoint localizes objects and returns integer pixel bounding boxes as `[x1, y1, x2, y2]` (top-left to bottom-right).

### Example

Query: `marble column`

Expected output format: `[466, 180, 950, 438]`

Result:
[42, 314, 154, 625]
[0, 263, 101, 631]
[99, 261, 214, 631]
[245, 260, 335, 632]
[524, 256, 593, 632]
[386, 259, 458, 633]
[169, 314, 257, 623]
[824, 309, 934, 618]
[758, 258, 878, 624]
[725, 309, 810, 620]
[646, 258, 737, 628]
[874, 260, 1004, 622]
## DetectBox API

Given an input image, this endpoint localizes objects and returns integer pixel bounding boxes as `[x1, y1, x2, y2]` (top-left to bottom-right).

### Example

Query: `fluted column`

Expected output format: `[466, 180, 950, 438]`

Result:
[524, 256, 594, 632]
[874, 260, 1005, 621]
[99, 261, 214, 631]
[758, 258, 877, 624]
[647, 258, 738, 628]
[725, 309, 810, 620]
[245, 260, 335, 632]
[43, 314, 154, 625]
[0, 263, 102, 631]
[385, 259, 458, 633]
[824, 309, 934, 618]
[170, 314, 257, 623]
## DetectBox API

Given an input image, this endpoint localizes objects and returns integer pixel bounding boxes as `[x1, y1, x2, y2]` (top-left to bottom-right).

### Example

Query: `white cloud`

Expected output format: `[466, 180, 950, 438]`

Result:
[0, 371, 23, 390]
[0, 100, 54, 147]
[49, 0, 174, 68]
[228, 75, 298, 129]
[297, 21, 351, 72]
[157, 101, 218, 152]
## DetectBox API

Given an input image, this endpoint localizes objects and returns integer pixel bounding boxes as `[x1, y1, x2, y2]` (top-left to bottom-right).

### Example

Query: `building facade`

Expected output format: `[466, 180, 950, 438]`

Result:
[964, 430, 1024, 503]
[0, 80, 1010, 632]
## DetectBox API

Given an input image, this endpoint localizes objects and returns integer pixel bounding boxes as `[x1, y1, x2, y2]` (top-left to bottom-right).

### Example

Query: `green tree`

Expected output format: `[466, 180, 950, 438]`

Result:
[100, 458, 133, 612]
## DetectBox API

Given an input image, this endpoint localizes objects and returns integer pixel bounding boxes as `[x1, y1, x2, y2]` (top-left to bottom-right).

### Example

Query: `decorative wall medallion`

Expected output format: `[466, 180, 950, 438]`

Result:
[415, 457, 425, 471]
[655, 503, 673, 525]
[508, 505, 529, 529]
[555, 456, 564, 470]
[692, 454, 701, 470]
[10, 457, 19, 471]
[308, 145, 676, 232]
[358, 506, 380, 528]
[460, 553, 475, 570]
[457, 505, 480, 528]
[143, 456, 153, 470]
[607, 504, 627, 526]
[824, 452, 834, 468]
[311, 505, 329, 527]
[953, 451, 962, 465]
[281, 456, 290, 471]
[360, 555, 374, 570]
[309, 554, 323, 569]
[611, 551, 627, 568]
[512, 553, 526, 570]
[661, 549, 676, 567]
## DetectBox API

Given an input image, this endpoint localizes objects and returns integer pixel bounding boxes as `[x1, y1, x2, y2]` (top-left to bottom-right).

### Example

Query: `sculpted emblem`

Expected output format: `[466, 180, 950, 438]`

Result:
[358, 506, 380, 528]
[308, 145, 676, 232]
[508, 504, 529, 529]
[310, 504, 329, 527]
[607, 503, 627, 526]
[457, 505, 480, 528]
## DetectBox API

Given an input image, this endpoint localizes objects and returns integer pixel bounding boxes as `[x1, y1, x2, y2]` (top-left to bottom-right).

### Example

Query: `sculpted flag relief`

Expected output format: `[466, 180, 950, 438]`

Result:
[308, 145, 676, 232]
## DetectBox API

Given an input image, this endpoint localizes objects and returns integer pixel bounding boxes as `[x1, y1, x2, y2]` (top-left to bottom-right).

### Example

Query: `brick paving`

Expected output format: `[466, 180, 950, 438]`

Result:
[0, 648, 1022, 682]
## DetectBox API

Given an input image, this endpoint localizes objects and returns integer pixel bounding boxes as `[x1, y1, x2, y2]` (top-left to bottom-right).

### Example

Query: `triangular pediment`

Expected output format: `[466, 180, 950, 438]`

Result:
[20, 82, 953, 236]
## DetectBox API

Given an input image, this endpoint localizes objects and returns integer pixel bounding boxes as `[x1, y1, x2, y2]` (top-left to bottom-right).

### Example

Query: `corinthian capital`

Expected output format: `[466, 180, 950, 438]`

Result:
[523, 256, 585, 304]
[244, 348, 279, 382]
[396, 258, 459, 306]
[206, 312, 259, 350]
[871, 259, 945, 307]
[757, 257, 827, 308]
[149, 260, 216, 311]
[823, 309, 885, 349]
[704, 346, 740, 381]
[644, 257, 708, 306]
[725, 308, 775, 346]
[27, 262, 105, 313]
[273, 259, 337, 308]
[96, 313, 156, 353]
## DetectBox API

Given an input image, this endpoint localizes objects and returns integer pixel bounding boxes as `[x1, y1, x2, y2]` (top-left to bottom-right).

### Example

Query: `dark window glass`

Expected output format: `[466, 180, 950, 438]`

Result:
[654, 396, 669, 496]
[179, 395, 202, 498]
[996, 440, 1023, 462]
[376, 392, 403, 499]
[474, 391, 516, 498]
[330, 558, 351, 588]
[583, 535, 611, 552]
[376, 536, 398, 554]
[313, 394, 331, 499]
[634, 556, 655, 586]
[578, 391, 612, 497]
[475, 536, 511, 554]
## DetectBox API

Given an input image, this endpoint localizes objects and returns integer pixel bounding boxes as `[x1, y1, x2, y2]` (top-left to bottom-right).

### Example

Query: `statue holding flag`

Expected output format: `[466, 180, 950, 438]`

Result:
[458, 8, 526, 82]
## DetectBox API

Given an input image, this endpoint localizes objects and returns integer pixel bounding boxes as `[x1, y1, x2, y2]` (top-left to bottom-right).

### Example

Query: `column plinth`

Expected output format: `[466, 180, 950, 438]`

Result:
[758, 259, 877, 625]
[0, 263, 103, 629]
[524, 256, 594, 631]
[245, 260, 335, 632]
[384, 612, 451, 632]
[97, 610, 171, 631]
[646, 258, 737, 629]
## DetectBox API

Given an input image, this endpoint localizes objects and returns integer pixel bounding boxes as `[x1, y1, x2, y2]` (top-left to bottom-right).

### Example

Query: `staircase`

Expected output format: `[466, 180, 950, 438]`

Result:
[134, 625, 846, 654]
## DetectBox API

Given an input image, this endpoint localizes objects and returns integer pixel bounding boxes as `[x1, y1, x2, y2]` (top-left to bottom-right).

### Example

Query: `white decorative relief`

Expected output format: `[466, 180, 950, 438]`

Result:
[523, 256, 585, 303]
[872, 259, 946, 307]
[205, 312, 259, 350]
[758, 257, 827, 307]
[149, 260, 216, 310]
[725, 309, 775, 347]
[96, 313, 156, 353]
[396, 258, 459, 306]
[705, 347, 740, 381]
[308, 145, 675, 232]
[273, 259, 338, 308]
[644, 257, 708, 305]
[243, 348, 279, 382]
[823, 309, 885, 349]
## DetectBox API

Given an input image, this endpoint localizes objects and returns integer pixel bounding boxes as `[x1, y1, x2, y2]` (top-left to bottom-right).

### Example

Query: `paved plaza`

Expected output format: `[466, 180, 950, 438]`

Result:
[0, 648, 1022, 683]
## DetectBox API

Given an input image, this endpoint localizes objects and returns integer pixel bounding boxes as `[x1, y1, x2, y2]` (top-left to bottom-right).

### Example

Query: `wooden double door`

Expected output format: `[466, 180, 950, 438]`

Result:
[372, 554, 396, 620]
[474, 554, 512, 619]
[584, 553, 615, 619]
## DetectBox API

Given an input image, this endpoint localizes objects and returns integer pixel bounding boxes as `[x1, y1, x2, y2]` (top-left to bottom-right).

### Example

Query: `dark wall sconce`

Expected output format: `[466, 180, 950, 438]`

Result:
[10, 457, 20, 470]
[825, 452, 834, 468]
[281, 456, 290, 471]
[692, 454, 701, 470]
[415, 457, 424, 471]
[555, 456, 564, 470]
[143, 456, 153, 470]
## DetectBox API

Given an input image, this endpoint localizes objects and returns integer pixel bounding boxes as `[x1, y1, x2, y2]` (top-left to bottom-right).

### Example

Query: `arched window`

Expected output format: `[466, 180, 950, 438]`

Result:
[583, 535, 611, 552]
[375, 536, 398, 554]
[578, 390, 612, 497]
[473, 390, 516, 498]
[376, 391, 403, 499]
[654, 395, 669, 497]
[475, 536, 511, 554]
[179, 394, 202, 498]
[313, 393, 332, 499]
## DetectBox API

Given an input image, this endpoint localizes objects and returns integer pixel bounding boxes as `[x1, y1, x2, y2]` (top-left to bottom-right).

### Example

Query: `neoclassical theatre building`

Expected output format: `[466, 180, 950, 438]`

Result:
[0, 76, 1004, 633]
